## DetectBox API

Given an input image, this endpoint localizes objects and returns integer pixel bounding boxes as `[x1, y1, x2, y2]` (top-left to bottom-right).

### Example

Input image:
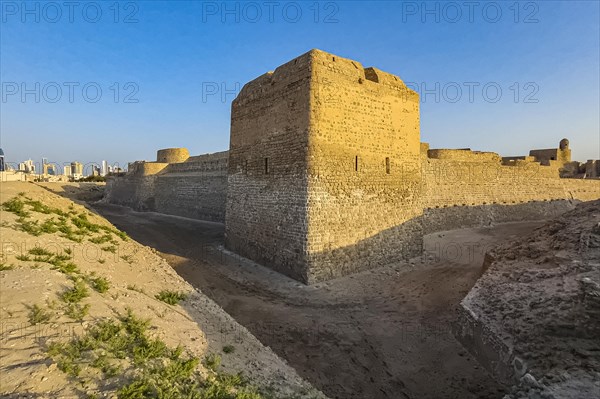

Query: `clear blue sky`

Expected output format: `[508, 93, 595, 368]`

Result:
[1, 0, 599, 170]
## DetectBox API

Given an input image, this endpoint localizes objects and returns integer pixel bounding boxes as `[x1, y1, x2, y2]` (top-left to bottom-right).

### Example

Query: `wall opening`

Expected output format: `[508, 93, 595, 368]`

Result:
[264, 158, 269, 174]
[355, 156, 359, 172]
[385, 157, 390, 174]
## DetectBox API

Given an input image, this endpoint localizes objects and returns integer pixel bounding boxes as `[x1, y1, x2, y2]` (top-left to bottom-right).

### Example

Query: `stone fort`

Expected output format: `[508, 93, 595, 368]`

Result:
[106, 49, 600, 284]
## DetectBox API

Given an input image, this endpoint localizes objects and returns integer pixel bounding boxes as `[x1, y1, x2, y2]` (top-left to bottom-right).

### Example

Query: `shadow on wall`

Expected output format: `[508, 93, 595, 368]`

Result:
[306, 199, 581, 284]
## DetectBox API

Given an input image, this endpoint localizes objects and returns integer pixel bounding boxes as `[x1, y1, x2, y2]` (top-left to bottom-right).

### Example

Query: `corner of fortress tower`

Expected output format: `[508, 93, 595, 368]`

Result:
[227, 49, 423, 283]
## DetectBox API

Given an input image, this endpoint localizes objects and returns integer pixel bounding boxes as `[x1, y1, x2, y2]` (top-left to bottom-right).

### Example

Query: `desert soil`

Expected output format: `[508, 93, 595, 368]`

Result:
[0, 182, 324, 398]
[89, 192, 551, 399]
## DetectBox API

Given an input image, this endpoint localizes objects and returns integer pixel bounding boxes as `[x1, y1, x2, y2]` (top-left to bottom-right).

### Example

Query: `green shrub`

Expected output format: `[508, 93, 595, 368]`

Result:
[28, 304, 52, 324]
[16, 254, 31, 261]
[65, 303, 90, 321]
[87, 275, 110, 293]
[155, 290, 187, 305]
[60, 280, 89, 303]
[203, 353, 221, 371]
[89, 234, 114, 244]
[102, 245, 117, 253]
[222, 345, 235, 354]
[0, 263, 15, 271]
[2, 197, 29, 217]
[29, 247, 54, 257]
[25, 199, 53, 214]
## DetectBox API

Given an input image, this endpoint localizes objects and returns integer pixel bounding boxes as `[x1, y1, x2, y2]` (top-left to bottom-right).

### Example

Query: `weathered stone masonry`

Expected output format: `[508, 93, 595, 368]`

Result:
[106, 49, 600, 284]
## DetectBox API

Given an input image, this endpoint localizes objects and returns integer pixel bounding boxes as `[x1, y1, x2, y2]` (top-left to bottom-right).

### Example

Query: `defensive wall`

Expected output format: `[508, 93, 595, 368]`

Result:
[105, 49, 600, 284]
[104, 150, 228, 222]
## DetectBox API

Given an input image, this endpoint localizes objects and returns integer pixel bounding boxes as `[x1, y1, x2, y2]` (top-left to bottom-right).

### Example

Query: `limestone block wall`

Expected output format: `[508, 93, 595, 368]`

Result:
[225, 52, 313, 282]
[305, 50, 422, 283]
[421, 152, 599, 233]
[105, 151, 228, 222]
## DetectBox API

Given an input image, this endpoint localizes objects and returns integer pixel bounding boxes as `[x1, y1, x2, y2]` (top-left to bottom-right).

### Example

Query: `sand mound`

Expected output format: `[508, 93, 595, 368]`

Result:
[458, 200, 600, 398]
[0, 182, 324, 398]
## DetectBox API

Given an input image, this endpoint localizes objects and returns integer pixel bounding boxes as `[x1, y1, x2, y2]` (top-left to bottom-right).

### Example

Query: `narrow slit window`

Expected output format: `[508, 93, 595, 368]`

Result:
[355, 156, 359, 172]
[264, 158, 269, 174]
[385, 157, 390, 174]
[244, 159, 248, 174]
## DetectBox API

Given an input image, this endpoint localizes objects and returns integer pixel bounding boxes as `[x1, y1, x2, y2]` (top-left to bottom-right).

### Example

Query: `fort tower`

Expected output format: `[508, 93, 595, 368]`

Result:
[225, 49, 422, 283]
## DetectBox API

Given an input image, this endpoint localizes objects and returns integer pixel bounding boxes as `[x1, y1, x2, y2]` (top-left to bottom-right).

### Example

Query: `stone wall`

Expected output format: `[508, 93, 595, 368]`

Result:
[105, 49, 600, 284]
[305, 50, 422, 283]
[105, 151, 228, 222]
[225, 52, 313, 282]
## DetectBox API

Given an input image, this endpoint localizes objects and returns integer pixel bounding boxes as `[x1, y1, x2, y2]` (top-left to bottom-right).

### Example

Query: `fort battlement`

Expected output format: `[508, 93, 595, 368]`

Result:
[106, 49, 600, 284]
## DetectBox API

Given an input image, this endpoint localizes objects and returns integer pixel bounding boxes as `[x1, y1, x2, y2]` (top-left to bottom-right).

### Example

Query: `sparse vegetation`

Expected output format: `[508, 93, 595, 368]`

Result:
[0, 263, 15, 271]
[102, 245, 117, 253]
[127, 284, 145, 294]
[28, 304, 52, 324]
[60, 280, 89, 304]
[89, 234, 114, 244]
[120, 254, 133, 264]
[65, 303, 91, 321]
[2, 197, 29, 217]
[155, 290, 187, 305]
[87, 274, 110, 293]
[203, 353, 222, 371]
[3, 192, 271, 399]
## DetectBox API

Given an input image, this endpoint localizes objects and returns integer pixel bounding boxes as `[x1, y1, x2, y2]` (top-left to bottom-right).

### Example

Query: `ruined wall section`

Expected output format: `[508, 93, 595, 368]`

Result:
[305, 50, 422, 283]
[421, 150, 600, 232]
[225, 53, 313, 282]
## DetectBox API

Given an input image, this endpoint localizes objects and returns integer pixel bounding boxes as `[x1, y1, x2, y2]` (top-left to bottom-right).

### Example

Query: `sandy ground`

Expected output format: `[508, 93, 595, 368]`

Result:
[0, 182, 324, 398]
[90, 197, 550, 399]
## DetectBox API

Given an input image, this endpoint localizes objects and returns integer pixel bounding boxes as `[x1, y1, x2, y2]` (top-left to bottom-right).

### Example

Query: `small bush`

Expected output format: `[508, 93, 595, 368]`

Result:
[28, 304, 52, 324]
[102, 245, 117, 253]
[2, 197, 29, 217]
[89, 234, 114, 244]
[29, 247, 54, 257]
[88, 275, 110, 293]
[19, 219, 42, 236]
[98, 259, 106, 264]
[203, 353, 221, 371]
[120, 255, 133, 264]
[16, 254, 31, 261]
[60, 280, 89, 303]
[222, 345, 235, 354]
[65, 303, 90, 321]
[155, 290, 187, 305]
[25, 199, 53, 214]
[0, 263, 14, 271]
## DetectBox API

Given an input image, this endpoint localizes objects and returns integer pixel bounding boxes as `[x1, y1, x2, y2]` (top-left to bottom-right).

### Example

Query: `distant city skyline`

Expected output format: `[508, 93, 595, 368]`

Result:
[1, 2, 599, 164]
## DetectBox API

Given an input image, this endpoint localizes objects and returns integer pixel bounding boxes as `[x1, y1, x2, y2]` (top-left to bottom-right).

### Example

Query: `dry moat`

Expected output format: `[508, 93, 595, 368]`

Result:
[92, 200, 547, 399]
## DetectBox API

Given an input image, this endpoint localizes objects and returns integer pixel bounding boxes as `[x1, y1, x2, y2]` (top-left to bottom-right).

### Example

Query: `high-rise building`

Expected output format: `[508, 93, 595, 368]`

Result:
[101, 160, 108, 176]
[0, 148, 5, 172]
[43, 163, 57, 175]
[71, 161, 83, 179]
[19, 159, 36, 173]
[63, 165, 71, 177]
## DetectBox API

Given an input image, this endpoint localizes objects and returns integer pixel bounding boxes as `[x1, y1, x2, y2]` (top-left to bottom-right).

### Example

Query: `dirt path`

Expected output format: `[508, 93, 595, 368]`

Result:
[92, 202, 544, 399]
